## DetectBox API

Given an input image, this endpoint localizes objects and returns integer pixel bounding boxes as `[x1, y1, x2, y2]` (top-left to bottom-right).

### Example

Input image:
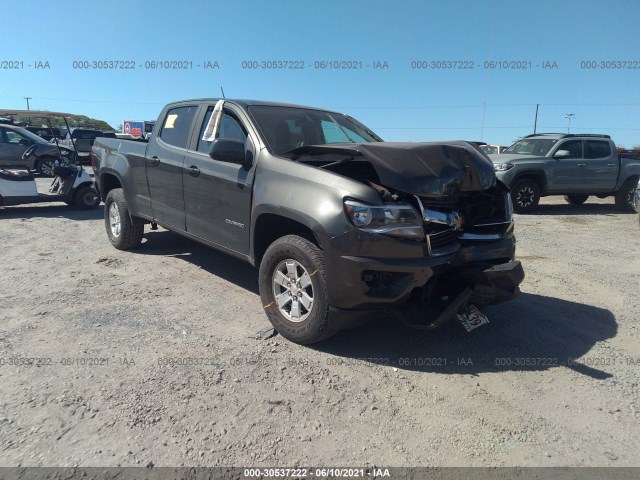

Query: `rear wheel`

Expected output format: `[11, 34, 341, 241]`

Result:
[564, 194, 589, 205]
[104, 188, 144, 249]
[259, 235, 333, 344]
[74, 185, 100, 210]
[511, 179, 541, 213]
[615, 177, 639, 212]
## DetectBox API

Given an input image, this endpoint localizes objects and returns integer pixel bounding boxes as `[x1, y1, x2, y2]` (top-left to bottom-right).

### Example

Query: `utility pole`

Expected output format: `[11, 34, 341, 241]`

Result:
[565, 113, 575, 133]
[533, 104, 539, 134]
[24, 97, 32, 124]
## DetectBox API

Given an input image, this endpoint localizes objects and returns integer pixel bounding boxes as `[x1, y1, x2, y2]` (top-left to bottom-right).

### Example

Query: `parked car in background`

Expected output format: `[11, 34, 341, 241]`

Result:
[24, 126, 62, 141]
[58, 128, 107, 164]
[480, 144, 509, 155]
[489, 133, 640, 213]
[0, 124, 74, 175]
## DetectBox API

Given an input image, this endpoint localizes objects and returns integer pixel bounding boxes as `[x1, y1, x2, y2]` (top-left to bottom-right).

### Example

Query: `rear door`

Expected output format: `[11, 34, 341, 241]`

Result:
[145, 105, 198, 230]
[583, 140, 618, 192]
[182, 103, 256, 254]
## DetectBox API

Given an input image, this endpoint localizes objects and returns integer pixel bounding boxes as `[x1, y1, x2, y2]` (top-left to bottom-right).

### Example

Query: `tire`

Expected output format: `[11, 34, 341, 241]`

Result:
[564, 194, 589, 205]
[511, 179, 541, 214]
[104, 188, 144, 250]
[37, 157, 56, 177]
[259, 235, 333, 344]
[74, 185, 100, 210]
[614, 177, 639, 212]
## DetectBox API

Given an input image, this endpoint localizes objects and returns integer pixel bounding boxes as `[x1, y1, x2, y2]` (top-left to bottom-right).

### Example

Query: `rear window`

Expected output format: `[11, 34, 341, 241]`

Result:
[159, 106, 197, 148]
[585, 140, 611, 159]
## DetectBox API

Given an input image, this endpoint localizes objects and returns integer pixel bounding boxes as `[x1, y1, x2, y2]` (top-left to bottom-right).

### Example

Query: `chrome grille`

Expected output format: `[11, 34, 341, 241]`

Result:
[426, 227, 460, 256]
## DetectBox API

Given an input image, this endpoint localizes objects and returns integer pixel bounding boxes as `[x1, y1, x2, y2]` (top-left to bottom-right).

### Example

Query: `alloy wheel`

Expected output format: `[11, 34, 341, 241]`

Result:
[109, 203, 121, 237]
[272, 259, 314, 322]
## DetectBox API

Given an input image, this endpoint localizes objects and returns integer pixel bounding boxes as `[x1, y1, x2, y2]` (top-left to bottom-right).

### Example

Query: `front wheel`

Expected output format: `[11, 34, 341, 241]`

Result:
[564, 194, 589, 205]
[37, 157, 56, 177]
[259, 235, 333, 344]
[511, 179, 541, 214]
[614, 177, 639, 213]
[104, 188, 144, 250]
[74, 185, 100, 210]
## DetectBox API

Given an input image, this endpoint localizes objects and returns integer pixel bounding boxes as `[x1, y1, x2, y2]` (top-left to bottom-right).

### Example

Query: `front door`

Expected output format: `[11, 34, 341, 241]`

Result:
[0, 127, 30, 167]
[182, 104, 255, 255]
[547, 139, 585, 192]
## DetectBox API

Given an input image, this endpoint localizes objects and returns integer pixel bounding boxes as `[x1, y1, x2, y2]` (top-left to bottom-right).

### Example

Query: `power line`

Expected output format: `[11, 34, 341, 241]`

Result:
[1, 96, 639, 109]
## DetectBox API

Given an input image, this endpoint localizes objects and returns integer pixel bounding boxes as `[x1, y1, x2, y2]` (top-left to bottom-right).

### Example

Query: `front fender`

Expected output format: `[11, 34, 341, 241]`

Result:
[251, 204, 334, 252]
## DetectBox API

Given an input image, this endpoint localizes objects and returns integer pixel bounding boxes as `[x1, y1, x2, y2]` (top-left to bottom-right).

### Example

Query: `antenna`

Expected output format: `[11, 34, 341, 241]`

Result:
[220, 87, 226, 99]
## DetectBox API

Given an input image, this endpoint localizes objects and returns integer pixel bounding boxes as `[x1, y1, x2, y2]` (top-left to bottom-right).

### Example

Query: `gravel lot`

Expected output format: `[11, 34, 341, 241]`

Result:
[1, 178, 639, 468]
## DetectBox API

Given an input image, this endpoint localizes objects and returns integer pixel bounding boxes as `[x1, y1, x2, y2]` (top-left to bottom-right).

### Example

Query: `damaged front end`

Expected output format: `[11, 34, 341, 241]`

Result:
[293, 141, 524, 331]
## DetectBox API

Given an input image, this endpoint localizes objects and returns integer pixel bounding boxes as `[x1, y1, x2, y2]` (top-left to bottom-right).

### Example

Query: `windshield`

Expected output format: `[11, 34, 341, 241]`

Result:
[248, 106, 382, 155]
[504, 138, 558, 156]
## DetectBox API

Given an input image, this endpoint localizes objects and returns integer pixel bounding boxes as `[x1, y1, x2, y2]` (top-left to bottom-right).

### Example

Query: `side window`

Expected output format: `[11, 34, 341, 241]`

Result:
[219, 114, 247, 142]
[6, 131, 25, 144]
[0, 128, 7, 143]
[197, 109, 247, 154]
[159, 106, 197, 148]
[585, 140, 611, 159]
[558, 140, 583, 158]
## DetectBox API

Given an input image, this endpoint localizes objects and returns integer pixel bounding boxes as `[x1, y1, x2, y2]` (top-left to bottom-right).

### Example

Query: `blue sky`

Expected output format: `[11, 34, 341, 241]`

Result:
[1, 0, 639, 147]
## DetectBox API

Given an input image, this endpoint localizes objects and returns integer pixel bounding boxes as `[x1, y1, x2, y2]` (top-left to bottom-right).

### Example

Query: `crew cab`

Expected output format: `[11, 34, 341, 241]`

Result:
[92, 99, 524, 344]
[490, 133, 640, 213]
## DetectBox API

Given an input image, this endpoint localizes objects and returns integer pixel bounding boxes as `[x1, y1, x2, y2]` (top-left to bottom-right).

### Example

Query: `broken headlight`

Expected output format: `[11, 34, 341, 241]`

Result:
[494, 163, 514, 171]
[344, 200, 424, 238]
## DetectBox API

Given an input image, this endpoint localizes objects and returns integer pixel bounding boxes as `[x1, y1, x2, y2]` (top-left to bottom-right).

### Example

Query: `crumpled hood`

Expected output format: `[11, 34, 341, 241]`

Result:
[291, 141, 496, 197]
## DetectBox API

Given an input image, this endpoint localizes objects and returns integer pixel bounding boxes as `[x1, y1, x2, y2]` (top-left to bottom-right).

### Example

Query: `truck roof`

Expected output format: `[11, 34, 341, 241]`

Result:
[165, 98, 342, 114]
[523, 133, 611, 139]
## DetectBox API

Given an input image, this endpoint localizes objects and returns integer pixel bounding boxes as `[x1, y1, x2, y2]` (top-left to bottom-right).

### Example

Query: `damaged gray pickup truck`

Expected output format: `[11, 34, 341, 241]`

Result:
[92, 99, 524, 344]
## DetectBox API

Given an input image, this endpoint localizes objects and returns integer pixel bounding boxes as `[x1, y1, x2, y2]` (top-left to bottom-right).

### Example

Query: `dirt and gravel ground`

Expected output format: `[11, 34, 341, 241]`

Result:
[1, 178, 639, 468]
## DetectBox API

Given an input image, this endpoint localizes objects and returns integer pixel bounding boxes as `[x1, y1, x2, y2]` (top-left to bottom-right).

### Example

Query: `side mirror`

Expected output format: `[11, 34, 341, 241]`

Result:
[554, 150, 570, 159]
[209, 138, 252, 167]
[19, 138, 32, 146]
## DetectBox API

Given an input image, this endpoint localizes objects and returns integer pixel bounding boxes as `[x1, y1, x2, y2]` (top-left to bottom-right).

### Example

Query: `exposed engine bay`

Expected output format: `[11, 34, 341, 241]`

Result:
[289, 141, 513, 257]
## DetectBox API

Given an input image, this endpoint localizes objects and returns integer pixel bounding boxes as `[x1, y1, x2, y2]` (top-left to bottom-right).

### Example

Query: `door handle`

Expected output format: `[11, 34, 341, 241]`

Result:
[186, 165, 200, 177]
[576, 163, 586, 167]
[150, 156, 160, 166]
[607, 163, 616, 167]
